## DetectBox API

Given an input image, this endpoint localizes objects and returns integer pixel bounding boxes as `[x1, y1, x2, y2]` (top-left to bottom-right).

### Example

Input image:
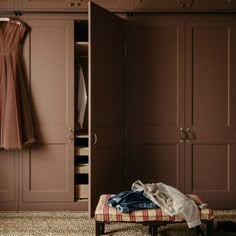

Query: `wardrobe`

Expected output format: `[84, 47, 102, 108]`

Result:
[131, 0, 236, 11]
[0, 2, 127, 214]
[129, 15, 236, 210]
[0, 0, 130, 12]
[0, 0, 236, 214]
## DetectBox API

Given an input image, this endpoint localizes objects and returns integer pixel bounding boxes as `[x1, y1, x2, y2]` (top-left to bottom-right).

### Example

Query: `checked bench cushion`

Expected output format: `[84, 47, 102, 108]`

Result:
[95, 194, 214, 223]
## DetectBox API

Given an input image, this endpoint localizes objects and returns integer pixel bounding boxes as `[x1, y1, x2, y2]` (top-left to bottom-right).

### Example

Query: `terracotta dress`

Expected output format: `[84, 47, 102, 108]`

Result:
[0, 19, 35, 150]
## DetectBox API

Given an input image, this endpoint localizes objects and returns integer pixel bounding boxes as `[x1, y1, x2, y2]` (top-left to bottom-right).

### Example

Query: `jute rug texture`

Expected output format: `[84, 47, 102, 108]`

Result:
[0, 210, 235, 236]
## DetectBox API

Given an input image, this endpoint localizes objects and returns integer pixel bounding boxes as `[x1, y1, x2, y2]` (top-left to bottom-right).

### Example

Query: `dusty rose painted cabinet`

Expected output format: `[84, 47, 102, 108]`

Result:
[131, 0, 236, 11]
[0, 18, 79, 211]
[0, 3, 126, 213]
[184, 19, 236, 209]
[18, 0, 130, 12]
[0, 151, 18, 210]
[0, 0, 18, 10]
[1, 3, 236, 213]
[130, 17, 186, 193]
[130, 16, 236, 209]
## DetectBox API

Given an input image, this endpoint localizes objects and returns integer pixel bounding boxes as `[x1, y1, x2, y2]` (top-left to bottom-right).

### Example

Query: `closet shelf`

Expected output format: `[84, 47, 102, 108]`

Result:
[75, 184, 89, 199]
[75, 146, 89, 156]
[75, 131, 89, 138]
[75, 41, 88, 45]
[75, 42, 88, 50]
[75, 164, 89, 174]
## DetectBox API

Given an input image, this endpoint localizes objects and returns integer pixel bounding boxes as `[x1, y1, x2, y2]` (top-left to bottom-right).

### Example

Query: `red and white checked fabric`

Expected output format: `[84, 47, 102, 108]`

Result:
[95, 194, 214, 223]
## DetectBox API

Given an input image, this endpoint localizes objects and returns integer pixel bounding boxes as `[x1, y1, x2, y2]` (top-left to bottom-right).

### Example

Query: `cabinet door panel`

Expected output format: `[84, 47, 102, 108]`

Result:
[93, 0, 129, 11]
[22, 146, 73, 202]
[89, 2, 126, 216]
[19, 0, 129, 12]
[191, 0, 236, 10]
[131, 0, 236, 11]
[0, 0, 18, 10]
[19, 0, 88, 11]
[132, 0, 183, 11]
[0, 150, 18, 210]
[228, 0, 236, 8]
[21, 19, 74, 203]
[186, 20, 236, 209]
[131, 18, 185, 191]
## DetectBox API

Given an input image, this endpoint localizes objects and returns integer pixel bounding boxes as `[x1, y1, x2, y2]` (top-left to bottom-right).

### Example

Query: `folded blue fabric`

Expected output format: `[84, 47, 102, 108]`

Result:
[108, 191, 159, 213]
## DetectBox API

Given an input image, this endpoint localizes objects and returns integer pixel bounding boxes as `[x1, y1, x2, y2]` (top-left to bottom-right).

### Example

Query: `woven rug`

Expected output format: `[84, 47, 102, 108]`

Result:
[0, 210, 236, 236]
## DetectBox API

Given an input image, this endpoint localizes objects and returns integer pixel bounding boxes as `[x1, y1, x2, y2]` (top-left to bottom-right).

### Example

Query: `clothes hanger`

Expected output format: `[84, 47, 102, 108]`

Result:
[0, 17, 10, 22]
[0, 16, 21, 25]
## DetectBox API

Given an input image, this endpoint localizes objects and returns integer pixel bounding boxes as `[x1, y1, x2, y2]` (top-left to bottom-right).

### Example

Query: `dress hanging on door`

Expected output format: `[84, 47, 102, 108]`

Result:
[0, 18, 35, 150]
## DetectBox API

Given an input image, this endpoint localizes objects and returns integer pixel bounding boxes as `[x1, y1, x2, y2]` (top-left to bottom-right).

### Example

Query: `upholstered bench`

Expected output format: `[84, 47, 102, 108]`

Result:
[94, 194, 214, 236]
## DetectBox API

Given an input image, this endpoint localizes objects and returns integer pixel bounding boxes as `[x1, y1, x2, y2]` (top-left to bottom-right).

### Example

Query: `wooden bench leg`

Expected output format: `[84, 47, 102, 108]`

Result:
[96, 221, 105, 236]
[149, 225, 158, 236]
[196, 225, 204, 236]
[205, 220, 214, 236]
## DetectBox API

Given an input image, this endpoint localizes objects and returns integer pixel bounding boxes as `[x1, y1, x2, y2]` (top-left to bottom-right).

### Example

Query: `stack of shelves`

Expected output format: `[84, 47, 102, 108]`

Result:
[74, 132, 89, 200]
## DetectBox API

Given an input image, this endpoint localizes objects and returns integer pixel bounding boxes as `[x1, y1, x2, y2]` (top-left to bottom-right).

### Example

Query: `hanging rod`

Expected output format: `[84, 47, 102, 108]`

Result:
[0, 11, 22, 16]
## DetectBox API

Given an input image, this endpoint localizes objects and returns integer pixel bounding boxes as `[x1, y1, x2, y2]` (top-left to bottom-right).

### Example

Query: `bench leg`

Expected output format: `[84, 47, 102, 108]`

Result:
[205, 220, 214, 236]
[196, 225, 204, 236]
[149, 224, 158, 236]
[96, 221, 105, 236]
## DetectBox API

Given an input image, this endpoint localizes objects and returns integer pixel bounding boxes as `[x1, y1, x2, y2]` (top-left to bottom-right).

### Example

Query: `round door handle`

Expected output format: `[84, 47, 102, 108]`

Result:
[92, 133, 97, 145]
[186, 128, 195, 141]
[69, 128, 74, 142]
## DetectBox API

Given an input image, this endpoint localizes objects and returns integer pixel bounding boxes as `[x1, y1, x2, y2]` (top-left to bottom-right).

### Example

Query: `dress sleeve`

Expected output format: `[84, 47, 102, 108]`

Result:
[19, 22, 28, 41]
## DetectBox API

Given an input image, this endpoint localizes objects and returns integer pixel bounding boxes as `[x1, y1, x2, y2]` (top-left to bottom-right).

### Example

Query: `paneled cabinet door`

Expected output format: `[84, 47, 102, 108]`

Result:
[131, 0, 236, 11]
[19, 0, 129, 12]
[187, 0, 236, 10]
[89, 2, 126, 217]
[20, 18, 75, 207]
[131, 0, 188, 12]
[93, 0, 130, 11]
[131, 17, 186, 191]
[185, 19, 236, 209]
[0, 150, 18, 210]
[0, 0, 18, 10]
[132, 16, 236, 210]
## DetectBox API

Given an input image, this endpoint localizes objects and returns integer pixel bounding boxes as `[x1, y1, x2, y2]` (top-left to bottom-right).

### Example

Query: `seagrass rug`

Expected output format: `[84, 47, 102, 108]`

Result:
[0, 210, 236, 236]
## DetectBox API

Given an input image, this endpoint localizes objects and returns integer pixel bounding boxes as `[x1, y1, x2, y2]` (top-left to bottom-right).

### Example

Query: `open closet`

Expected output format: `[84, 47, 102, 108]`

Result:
[0, 2, 127, 215]
[1, 0, 236, 215]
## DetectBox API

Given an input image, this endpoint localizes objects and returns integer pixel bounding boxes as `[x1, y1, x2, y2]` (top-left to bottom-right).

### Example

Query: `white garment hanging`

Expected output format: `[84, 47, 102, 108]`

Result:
[77, 64, 87, 129]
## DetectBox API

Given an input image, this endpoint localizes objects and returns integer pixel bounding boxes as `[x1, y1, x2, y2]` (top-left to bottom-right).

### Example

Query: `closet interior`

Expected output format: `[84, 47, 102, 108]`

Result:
[74, 21, 89, 202]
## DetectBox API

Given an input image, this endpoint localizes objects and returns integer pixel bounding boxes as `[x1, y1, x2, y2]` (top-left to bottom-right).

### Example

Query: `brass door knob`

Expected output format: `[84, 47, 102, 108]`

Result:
[186, 128, 195, 141]
[180, 128, 187, 142]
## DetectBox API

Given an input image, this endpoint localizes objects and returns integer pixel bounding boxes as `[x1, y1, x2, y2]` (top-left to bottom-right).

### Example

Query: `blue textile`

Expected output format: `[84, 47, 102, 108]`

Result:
[108, 191, 159, 213]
